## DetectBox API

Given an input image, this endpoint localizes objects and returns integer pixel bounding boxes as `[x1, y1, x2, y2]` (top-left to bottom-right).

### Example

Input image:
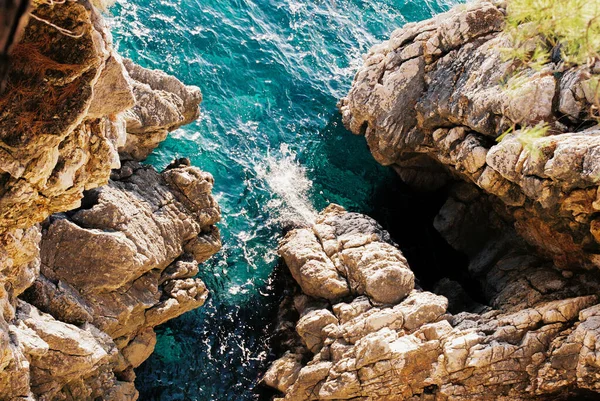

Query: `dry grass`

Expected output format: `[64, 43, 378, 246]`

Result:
[0, 40, 84, 138]
[498, 0, 600, 142]
[504, 0, 600, 66]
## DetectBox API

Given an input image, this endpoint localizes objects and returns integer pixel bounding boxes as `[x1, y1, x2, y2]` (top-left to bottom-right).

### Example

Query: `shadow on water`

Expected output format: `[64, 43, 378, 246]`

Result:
[369, 175, 473, 293]
[310, 113, 479, 303]
[136, 267, 287, 401]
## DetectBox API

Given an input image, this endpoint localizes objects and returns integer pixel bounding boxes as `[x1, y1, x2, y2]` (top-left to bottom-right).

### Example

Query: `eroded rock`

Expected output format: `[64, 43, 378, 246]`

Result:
[340, 0, 600, 271]
[267, 205, 600, 400]
[279, 204, 415, 304]
[0, 1, 217, 399]
[120, 59, 202, 160]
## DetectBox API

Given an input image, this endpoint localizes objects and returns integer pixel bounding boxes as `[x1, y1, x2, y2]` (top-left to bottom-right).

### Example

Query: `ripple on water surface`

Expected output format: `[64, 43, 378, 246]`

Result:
[109, 0, 460, 399]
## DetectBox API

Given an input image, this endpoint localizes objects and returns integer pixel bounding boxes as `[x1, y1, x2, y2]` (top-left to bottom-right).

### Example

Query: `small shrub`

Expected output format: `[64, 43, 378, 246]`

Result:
[496, 122, 550, 153]
[504, 0, 600, 66]
[499, 0, 600, 142]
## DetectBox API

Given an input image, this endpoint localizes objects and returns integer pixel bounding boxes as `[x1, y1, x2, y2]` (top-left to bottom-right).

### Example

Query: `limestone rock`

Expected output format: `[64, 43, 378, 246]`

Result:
[0, 0, 124, 233]
[340, 0, 600, 270]
[0, 0, 202, 235]
[0, 1, 216, 399]
[279, 204, 415, 304]
[262, 352, 304, 393]
[121, 59, 202, 160]
[0, 159, 221, 400]
[35, 159, 219, 366]
[267, 205, 600, 400]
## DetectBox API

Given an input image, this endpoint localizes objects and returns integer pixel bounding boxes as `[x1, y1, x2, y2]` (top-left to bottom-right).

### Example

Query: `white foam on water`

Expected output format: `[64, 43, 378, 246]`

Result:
[256, 143, 318, 225]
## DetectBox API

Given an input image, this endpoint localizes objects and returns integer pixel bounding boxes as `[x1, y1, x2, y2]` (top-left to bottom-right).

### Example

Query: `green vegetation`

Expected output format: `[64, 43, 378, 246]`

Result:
[496, 122, 550, 152]
[504, 0, 600, 66]
[499, 0, 600, 145]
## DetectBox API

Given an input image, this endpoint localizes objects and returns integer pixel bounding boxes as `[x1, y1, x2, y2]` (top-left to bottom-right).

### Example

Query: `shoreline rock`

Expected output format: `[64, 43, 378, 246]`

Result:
[265, 205, 600, 400]
[0, 1, 220, 399]
[339, 0, 600, 271]
[267, 2, 600, 398]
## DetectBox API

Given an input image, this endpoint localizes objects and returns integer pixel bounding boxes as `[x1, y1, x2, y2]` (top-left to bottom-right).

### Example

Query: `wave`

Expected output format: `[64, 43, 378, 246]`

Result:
[256, 143, 318, 225]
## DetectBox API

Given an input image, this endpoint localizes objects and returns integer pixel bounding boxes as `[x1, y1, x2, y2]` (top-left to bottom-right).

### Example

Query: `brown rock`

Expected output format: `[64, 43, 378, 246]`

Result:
[340, 0, 600, 271]
[0, 1, 217, 399]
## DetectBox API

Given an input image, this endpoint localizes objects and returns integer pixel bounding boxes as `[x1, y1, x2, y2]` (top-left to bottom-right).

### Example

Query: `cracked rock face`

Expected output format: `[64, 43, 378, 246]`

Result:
[339, 0, 600, 271]
[0, 1, 218, 399]
[0, 160, 221, 400]
[266, 2, 600, 398]
[0, 0, 202, 234]
[120, 59, 202, 160]
[266, 205, 600, 400]
[279, 204, 415, 305]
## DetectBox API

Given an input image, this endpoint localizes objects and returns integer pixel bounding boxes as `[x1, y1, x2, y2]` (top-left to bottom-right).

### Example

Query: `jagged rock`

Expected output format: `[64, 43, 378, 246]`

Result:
[2, 159, 220, 400]
[263, 352, 304, 393]
[23, 160, 219, 390]
[0, 300, 136, 401]
[280, 204, 415, 304]
[267, 206, 600, 400]
[120, 59, 202, 160]
[0, 1, 216, 399]
[279, 227, 350, 301]
[339, 0, 600, 271]
[0, 0, 124, 233]
[331, 4, 600, 397]
[0, 0, 202, 234]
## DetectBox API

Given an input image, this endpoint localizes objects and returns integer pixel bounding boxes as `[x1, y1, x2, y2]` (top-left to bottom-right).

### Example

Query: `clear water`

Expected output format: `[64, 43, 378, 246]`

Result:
[108, 0, 459, 399]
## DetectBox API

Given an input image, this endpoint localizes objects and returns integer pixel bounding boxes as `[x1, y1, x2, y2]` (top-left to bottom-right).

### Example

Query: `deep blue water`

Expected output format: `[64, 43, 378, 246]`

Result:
[109, 0, 458, 399]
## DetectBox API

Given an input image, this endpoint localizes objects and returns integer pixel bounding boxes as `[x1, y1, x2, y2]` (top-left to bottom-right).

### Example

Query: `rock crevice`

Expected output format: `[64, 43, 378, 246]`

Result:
[267, 1, 600, 400]
[340, 0, 600, 270]
[266, 205, 600, 400]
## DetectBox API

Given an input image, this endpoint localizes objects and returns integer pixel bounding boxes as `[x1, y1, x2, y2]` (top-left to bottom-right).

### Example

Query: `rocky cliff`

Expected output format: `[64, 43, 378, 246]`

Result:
[0, 1, 220, 399]
[266, 205, 600, 400]
[266, 1, 600, 400]
[339, 0, 600, 271]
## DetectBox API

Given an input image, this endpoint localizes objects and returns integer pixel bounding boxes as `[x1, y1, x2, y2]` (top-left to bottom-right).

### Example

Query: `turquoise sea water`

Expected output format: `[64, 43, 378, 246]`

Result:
[109, 0, 459, 399]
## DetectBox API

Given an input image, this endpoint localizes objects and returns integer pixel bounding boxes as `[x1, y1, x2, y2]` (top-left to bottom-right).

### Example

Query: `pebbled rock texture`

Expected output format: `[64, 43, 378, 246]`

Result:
[279, 204, 415, 304]
[0, 1, 218, 400]
[339, 0, 600, 271]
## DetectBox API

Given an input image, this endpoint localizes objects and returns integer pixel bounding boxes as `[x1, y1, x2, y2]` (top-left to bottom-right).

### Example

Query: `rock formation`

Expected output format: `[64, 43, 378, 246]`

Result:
[266, 1, 600, 400]
[0, 0, 220, 399]
[265, 205, 600, 400]
[339, 0, 600, 271]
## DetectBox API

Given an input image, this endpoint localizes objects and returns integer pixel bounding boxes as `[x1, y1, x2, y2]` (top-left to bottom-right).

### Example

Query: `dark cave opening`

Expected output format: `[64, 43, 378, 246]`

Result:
[562, 388, 600, 401]
[369, 172, 487, 312]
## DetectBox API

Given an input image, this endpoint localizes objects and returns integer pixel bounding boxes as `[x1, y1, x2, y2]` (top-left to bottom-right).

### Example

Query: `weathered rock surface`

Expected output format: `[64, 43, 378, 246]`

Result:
[0, 1, 218, 400]
[0, 0, 202, 233]
[279, 204, 415, 305]
[339, 0, 600, 271]
[121, 59, 202, 160]
[266, 205, 600, 400]
[264, 2, 600, 399]
[17, 159, 220, 397]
